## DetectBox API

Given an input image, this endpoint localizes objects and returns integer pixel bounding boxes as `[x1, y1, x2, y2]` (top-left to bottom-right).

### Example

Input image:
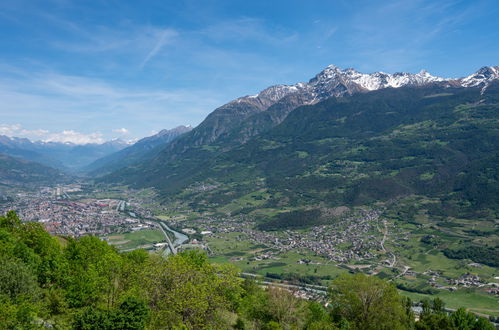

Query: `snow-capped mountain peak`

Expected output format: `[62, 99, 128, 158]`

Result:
[460, 66, 499, 87]
[252, 84, 304, 102]
[310, 66, 444, 91]
[234, 65, 499, 112]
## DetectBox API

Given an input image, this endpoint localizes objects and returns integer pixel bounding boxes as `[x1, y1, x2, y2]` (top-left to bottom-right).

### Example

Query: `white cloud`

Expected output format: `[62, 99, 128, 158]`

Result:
[0, 124, 49, 138]
[43, 130, 104, 144]
[0, 124, 22, 136]
[0, 124, 104, 144]
[113, 128, 130, 135]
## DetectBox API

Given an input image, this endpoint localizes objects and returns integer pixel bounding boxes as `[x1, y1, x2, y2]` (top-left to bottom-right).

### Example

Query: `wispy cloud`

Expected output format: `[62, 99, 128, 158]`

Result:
[46, 16, 179, 68]
[0, 65, 226, 140]
[199, 17, 297, 45]
[140, 29, 178, 68]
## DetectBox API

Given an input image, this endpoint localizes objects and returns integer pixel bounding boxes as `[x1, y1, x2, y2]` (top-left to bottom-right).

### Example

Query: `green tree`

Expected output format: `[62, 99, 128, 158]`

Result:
[0, 257, 42, 329]
[431, 297, 445, 314]
[73, 298, 149, 330]
[451, 308, 478, 330]
[304, 301, 337, 329]
[64, 235, 121, 308]
[0, 258, 38, 300]
[265, 286, 307, 329]
[474, 317, 496, 330]
[115, 296, 150, 329]
[328, 273, 410, 330]
[18, 222, 67, 285]
[239, 278, 273, 326]
[416, 312, 453, 330]
[0, 210, 22, 229]
[144, 251, 241, 329]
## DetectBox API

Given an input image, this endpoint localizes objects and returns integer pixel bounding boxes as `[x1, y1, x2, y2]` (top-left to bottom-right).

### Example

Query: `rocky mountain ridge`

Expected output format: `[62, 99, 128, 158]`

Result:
[158, 65, 499, 156]
[237, 65, 499, 107]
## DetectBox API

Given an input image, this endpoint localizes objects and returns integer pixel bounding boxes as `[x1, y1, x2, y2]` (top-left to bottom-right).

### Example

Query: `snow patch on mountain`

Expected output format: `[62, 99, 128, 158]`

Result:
[233, 65, 499, 114]
[309, 65, 445, 91]
[460, 66, 499, 88]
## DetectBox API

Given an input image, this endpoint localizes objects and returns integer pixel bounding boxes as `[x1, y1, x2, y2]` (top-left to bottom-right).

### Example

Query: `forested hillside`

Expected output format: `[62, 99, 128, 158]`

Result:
[105, 83, 498, 224]
[0, 211, 494, 329]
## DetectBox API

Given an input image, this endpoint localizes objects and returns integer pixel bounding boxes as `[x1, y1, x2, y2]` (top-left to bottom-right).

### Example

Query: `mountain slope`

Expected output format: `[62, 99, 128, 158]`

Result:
[85, 125, 192, 175]
[151, 65, 452, 159]
[103, 66, 499, 201]
[107, 81, 499, 221]
[211, 83, 497, 216]
[0, 153, 67, 186]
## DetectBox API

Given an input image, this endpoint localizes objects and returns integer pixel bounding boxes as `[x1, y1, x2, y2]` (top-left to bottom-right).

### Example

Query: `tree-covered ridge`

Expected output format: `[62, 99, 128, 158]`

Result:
[0, 211, 495, 329]
[443, 246, 499, 268]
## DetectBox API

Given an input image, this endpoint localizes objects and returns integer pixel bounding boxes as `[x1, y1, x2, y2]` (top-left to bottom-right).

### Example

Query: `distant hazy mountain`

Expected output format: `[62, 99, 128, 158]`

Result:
[0, 136, 129, 172]
[0, 153, 67, 186]
[85, 125, 192, 176]
[0, 135, 62, 168]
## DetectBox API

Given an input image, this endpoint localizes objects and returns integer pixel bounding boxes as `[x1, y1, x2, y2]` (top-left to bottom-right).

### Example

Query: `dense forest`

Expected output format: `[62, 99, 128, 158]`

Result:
[443, 246, 499, 268]
[0, 211, 495, 329]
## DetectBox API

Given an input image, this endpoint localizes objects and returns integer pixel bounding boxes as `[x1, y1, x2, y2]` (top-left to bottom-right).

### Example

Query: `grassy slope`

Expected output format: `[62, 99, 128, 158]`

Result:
[102, 229, 166, 250]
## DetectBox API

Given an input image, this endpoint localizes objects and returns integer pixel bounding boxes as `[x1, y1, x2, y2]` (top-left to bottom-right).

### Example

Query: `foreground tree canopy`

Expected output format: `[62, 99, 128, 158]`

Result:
[0, 211, 495, 329]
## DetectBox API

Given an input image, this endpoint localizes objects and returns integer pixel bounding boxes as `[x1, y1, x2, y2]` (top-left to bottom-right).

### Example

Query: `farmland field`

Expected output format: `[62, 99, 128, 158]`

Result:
[102, 229, 166, 250]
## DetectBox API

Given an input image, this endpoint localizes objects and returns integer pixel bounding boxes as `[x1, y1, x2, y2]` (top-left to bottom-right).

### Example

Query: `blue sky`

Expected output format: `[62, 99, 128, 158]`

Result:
[0, 0, 498, 143]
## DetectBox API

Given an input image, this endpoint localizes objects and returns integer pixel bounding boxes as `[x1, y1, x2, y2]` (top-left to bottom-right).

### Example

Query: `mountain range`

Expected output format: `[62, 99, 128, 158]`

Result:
[0, 136, 129, 172]
[84, 125, 192, 175]
[2, 64, 498, 222]
[0, 125, 192, 186]
[99, 65, 498, 220]
[117, 65, 499, 165]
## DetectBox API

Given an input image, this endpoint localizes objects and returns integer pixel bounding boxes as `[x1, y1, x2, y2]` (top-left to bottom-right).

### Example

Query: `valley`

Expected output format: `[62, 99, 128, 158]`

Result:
[2, 182, 497, 317]
[1, 65, 498, 324]
[3, 1, 499, 327]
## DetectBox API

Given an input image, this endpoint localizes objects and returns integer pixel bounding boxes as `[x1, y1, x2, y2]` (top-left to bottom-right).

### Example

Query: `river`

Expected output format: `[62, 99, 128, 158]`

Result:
[157, 220, 189, 255]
